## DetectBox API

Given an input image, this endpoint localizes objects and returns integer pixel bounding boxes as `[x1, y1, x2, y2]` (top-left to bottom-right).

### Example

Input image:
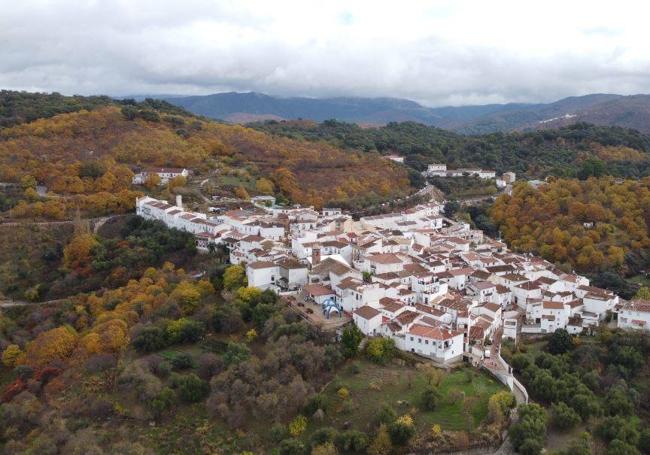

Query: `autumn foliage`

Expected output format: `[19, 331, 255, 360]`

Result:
[0, 105, 412, 218]
[491, 177, 650, 272]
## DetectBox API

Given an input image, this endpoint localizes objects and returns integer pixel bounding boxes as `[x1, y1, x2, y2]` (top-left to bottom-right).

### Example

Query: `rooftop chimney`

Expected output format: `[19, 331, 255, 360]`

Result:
[312, 247, 321, 266]
[176, 194, 183, 209]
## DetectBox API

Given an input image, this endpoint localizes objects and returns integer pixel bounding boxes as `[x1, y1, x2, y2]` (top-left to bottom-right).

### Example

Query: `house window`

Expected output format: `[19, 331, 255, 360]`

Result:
[410, 337, 414, 341]
[425, 340, 429, 345]
[418, 338, 422, 344]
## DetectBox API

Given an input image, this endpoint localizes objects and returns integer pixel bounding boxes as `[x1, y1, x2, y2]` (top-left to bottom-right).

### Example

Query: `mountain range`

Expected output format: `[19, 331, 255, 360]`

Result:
[161, 92, 650, 134]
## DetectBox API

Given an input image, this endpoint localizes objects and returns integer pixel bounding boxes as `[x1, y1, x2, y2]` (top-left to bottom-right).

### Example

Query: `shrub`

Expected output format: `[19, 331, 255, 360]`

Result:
[165, 318, 205, 344]
[223, 342, 250, 366]
[420, 386, 441, 411]
[335, 430, 369, 452]
[365, 337, 396, 364]
[551, 402, 581, 429]
[197, 353, 223, 380]
[341, 325, 363, 358]
[305, 393, 328, 415]
[548, 329, 574, 355]
[376, 404, 397, 426]
[171, 373, 209, 403]
[278, 438, 305, 455]
[170, 352, 195, 370]
[310, 427, 338, 447]
[288, 415, 308, 438]
[2, 344, 23, 367]
[311, 442, 338, 455]
[84, 354, 117, 373]
[132, 326, 168, 353]
[509, 404, 547, 455]
[150, 387, 176, 417]
[388, 415, 415, 446]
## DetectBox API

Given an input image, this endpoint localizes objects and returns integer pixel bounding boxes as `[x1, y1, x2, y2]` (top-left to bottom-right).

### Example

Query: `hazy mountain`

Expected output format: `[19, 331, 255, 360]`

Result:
[162, 91, 650, 134]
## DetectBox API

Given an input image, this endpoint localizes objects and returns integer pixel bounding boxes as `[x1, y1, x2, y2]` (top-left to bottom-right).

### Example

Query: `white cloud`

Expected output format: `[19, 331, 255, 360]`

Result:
[1, 0, 650, 105]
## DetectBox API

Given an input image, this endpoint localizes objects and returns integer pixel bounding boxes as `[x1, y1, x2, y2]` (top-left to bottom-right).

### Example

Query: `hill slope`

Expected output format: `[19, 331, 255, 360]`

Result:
[252, 120, 650, 179]
[0, 94, 412, 219]
[162, 92, 650, 134]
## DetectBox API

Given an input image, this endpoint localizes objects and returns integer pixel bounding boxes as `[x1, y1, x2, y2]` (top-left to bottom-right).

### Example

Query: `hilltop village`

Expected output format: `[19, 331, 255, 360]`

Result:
[135, 192, 639, 371]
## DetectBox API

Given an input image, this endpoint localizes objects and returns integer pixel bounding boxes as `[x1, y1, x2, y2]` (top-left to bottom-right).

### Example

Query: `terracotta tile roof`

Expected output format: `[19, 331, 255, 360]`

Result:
[248, 261, 277, 269]
[409, 324, 462, 340]
[354, 305, 381, 320]
[303, 283, 335, 297]
[368, 253, 403, 265]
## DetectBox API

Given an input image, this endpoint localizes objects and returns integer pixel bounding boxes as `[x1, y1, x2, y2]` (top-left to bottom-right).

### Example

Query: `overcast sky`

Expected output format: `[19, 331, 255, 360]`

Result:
[2, 0, 650, 106]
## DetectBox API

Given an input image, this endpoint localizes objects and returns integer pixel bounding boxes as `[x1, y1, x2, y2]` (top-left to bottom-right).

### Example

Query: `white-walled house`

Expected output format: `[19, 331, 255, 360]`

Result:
[353, 306, 383, 335]
[618, 300, 650, 332]
[404, 324, 464, 363]
[246, 261, 280, 290]
[278, 259, 309, 290]
[364, 253, 404, 275]
[133, 167, 189, 185]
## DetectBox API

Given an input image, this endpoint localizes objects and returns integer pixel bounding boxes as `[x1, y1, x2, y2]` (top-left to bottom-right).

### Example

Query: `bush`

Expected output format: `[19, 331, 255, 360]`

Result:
[197, 353, 223, 380]
[420, 386, 441, 411]
[170, 352, 195, 370]
[223, 342, 250, 366]
[547, 329, 574, 355]
[84, 354, 116, 373]
[376, 404, 397, 426]
[606, 439, 640, 455]
[170, 373, 209, 403]
[310, 427, 338, 447]
[335, 430, 369, 452]
[165, 318, 205, 344]
[388, 415, 415, 446]
[341, 325, 363, 358]
[278, 438, 305, 455]
[132, 326, 168, 353]
[509, 404, 547, 455]
[304, 393, 328, 416]
[150, 387, 176, 417]
[551, 402, 581, 429]
[365, 337, 396, 364]
[288, 415, 308, 438]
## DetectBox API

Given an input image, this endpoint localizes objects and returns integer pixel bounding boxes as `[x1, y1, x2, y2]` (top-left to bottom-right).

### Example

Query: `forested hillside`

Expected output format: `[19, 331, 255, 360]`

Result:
[0, 94, 412, 219]
[253, 120, 650, 179]
[491, 178, 650, 296]
[0, 91, 114, 129]
[504, 330, 650, 455]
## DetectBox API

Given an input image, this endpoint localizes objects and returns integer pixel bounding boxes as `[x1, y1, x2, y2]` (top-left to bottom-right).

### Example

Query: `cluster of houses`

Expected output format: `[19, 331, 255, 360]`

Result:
[424, 163, 516, 189]
[132, 167, 190, 185]
[136, 193, 647, 365]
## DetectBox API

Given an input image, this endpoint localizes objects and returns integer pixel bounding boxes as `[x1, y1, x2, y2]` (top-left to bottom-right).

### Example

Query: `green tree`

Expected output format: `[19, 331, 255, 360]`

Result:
[547, 329, 574, 355]
[223, 264, 247, 291]
[551, 401, 581, 429]
[633, 286, 650, 300]
[606, 439, 640, 455]
[509, 404, 547, 455]
[341, 325, 363, 358]
[420, 385, 441, 411]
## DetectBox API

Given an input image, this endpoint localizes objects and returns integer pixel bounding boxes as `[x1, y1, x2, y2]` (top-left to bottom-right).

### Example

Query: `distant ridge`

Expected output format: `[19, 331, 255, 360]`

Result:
[160, 91, 650, 134]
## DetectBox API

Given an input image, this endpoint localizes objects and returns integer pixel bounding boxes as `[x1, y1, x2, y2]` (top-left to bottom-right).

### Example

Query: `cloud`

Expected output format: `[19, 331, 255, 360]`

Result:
[1, 0, 650, 106]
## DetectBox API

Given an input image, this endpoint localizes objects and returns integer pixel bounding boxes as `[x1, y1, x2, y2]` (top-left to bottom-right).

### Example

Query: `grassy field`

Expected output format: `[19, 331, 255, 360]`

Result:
[308, 359, 504, 437]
